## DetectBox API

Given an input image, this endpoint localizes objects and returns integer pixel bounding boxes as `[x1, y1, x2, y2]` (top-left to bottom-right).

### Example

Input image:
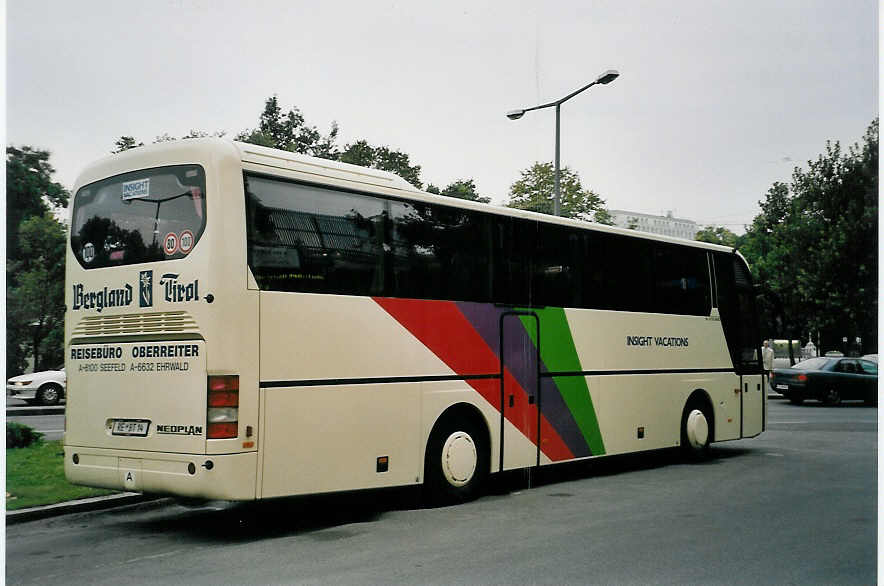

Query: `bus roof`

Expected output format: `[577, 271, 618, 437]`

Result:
[234, 141, 420, 193]
[75, 137, 739, 257]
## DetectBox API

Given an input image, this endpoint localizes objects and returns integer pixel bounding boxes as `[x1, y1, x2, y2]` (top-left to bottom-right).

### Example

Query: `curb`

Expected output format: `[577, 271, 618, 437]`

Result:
[6, 493, 168, 525]
[6, 406, 65, 416]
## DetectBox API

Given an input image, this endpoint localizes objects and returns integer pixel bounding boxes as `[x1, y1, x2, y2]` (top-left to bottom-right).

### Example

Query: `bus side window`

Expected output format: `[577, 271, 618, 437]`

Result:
[594, 233, 652, 313]
[533, 223, 577, 309]
[652, 243, 710, 316]
[491, 216, 533, 306]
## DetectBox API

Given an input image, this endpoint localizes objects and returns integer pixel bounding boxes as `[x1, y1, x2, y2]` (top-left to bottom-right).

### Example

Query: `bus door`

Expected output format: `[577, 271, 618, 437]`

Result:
[499, 312, 541, 471]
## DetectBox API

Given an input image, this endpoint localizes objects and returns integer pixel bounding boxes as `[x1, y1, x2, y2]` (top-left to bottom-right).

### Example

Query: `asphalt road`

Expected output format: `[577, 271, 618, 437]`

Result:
[6, 399, 877, 585]
[6, 396, 65, 441]
[6, 414, 65, 442]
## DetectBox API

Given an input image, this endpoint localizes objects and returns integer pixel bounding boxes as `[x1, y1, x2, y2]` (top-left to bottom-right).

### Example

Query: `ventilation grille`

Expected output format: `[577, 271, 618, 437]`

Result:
[72, 311, 198, 338]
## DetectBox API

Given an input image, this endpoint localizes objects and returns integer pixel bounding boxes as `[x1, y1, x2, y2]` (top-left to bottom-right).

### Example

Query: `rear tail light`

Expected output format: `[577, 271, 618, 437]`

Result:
[797, 374, 808, 382]
[209, 375, 239, 393]
[207, 375, 238, 439]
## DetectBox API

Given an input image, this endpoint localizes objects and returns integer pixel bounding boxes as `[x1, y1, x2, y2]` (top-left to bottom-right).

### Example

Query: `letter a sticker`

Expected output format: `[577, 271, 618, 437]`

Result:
[163, 232, 179, 255]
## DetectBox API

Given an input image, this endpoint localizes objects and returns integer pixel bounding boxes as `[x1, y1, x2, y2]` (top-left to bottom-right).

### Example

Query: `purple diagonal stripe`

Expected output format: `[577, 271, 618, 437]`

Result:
[456, 302, 591, 458]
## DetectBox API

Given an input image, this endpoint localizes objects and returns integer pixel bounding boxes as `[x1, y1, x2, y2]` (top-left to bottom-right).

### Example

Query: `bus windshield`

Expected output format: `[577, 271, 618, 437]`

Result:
[71, 165, 207, 269]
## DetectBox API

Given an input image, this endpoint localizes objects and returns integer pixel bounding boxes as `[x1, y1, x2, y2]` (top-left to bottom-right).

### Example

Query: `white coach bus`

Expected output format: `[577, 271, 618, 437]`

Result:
[64, 138, 764, 503]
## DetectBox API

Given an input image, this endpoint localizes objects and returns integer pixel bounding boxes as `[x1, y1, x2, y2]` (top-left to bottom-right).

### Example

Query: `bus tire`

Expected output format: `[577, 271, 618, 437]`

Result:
[680, 398, 712, 459]
[424, 411, 488, 505]
[36, 383, 62, 406]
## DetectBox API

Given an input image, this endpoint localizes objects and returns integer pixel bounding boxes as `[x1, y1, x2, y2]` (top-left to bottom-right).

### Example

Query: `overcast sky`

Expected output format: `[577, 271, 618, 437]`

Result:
[6, 0, 878, 232]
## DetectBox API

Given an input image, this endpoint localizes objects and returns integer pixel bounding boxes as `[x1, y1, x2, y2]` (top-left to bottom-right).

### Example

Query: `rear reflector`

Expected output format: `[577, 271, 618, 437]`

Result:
[207, 375, 239, 439]
[208, 391, 238, 407]
[207, 422, 238, 439]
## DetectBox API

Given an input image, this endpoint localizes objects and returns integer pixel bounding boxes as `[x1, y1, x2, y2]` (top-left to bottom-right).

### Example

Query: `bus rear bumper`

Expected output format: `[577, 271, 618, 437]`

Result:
[64, 446, 257, 501]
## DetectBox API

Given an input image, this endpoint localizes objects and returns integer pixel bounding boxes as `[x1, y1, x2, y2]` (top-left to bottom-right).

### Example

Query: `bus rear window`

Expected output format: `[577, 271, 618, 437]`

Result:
[71, 165, 207, 268]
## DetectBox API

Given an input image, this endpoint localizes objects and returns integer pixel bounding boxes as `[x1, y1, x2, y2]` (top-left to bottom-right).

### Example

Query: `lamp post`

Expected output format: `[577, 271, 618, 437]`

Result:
[506, 69, 619, 217]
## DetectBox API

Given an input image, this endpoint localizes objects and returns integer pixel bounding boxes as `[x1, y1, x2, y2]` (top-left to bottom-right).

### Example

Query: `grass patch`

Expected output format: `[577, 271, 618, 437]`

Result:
[6, 440, 117, 510]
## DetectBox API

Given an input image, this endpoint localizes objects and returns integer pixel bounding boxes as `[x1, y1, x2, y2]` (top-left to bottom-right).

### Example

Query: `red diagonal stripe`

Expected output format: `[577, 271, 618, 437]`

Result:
[375, 297, 497, 374]
[374, 297, 574, 461]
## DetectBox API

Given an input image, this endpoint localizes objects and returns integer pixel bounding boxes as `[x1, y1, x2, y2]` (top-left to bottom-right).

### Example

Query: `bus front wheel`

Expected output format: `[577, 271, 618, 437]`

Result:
[423, 413, 488, 505]
[680, 399, 711, 458]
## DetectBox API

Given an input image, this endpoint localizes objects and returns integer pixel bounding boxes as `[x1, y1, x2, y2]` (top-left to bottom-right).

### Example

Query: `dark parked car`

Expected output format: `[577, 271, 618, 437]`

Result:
[771, 357, 877, 405]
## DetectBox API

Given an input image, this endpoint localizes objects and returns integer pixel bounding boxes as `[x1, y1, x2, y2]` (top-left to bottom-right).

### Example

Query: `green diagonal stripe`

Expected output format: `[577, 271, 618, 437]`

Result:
[519, 308, 605, 455]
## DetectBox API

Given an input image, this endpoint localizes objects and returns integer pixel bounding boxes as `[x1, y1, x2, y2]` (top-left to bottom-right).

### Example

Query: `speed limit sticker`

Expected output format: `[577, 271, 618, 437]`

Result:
[179, 230, 195, 254]
[163, 232, 179, 255]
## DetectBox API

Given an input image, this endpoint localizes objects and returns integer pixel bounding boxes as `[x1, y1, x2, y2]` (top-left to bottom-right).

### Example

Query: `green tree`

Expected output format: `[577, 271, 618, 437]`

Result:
[6, 285, 29, 376]
[114, 97, 424, 188]
[339, 140, 423, 189]
[739, 181, 804, 342]
[236, 96, 339, 158]
[593, 208, 615, 226]
[426, 179, 490, 203]
[506, 162, 609, 223]
[182, 129, 220, 140]
[695, 226, 738, 247]
[7, 214, 67, 374]
[6, 146, 69, 276]
[153, 130, 225, 143]
[741, 119, 878, 352]
[6, 147, 68, 375]
[112, 136, 143, 153]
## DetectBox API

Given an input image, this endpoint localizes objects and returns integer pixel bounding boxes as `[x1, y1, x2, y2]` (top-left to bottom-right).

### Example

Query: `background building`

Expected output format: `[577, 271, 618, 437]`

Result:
[608, 209, 699, 240]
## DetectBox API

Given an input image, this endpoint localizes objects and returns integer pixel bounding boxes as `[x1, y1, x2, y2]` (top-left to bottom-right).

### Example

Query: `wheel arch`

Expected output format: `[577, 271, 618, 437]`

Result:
[422, 401, 493, 504]
[425, 402, 492, 472]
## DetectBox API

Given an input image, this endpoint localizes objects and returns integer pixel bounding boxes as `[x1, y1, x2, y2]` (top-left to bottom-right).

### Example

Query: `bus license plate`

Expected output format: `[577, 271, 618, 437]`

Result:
[111, 419, 150, 436]
[776, 384, 788, 390]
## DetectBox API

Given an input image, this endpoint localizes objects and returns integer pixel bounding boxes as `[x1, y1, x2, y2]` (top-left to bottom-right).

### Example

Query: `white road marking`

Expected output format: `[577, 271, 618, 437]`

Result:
[125, 550, 182, 564]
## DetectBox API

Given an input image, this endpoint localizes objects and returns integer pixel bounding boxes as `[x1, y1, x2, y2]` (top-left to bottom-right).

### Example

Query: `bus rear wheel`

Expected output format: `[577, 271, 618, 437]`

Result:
[680, 400, 711, 459]
[424, 413, 488, 505]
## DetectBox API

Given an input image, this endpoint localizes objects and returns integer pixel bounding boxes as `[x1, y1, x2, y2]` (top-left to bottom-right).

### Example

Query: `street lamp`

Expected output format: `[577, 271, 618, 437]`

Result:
[506, 69, 619, 216]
